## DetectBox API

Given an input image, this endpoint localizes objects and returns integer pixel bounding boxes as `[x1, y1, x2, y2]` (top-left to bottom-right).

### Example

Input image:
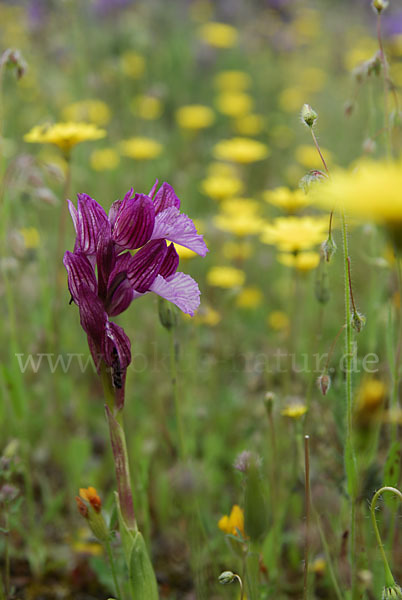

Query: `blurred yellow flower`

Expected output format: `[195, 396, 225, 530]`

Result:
[355, 379, 387, 426]
[277, 252, 320, 271]
[281, 402, 308, 418]
[62, 100, 111, 126]
[174, 244, 198, 260]
[310, 160, 402, 235]
[199, 22, 238, 48]
[297, 67, 327, 93]
[175, 104, 215, 130]
[261, 217, 327, 252]
[73, 541, 103, 556]
[216, 92, 253, 117]
[192, 305, 222, 326]
[278, 86, 307, 113]
[311, 557, 326, 574]
[221, 198, 260, 215]
[223, 240, 253, 261]
[292, 10, 320, 41]
[214, 212, 264, 237]
[236, 286, 263, 309]
[295, 144, 333, 169]
[120, 137, 162, 160]
[267, 310, 290, 331]
[90, 148, 120, 171]
[213, 137, 269, 164]
[131, 95, 163, 120]
[218, 505, 245, 537]
[344, 37, 378, 71]
[264, 186, 310, 213]
[19, 227, 40, 249]
[200, 175, 244, 200]
[207, 161, 237, 177]
[214, 70, 252, 91]
[234, 114, 265, 136]
[120, 51, 145, 78]
[207, 266, 245, 288]
[24, 122, 106, 153]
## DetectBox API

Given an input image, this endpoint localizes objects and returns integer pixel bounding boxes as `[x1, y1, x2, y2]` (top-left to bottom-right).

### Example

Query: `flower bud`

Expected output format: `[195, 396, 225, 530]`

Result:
[315, 268, 331, 304]
[299, 169, 327, 193]
[321, 236, 337, 262]
[264, 391, 275, 413]
[382, 585, 402, 599]
[219, 571, 237, 585]
[317, 373, 331, 396]
[372, 0, 389, 13]
[1, 49, 27, 79]
[158, 296, 177, 330]
[301, 104, 318, 128]
[351, 311, 366, 333]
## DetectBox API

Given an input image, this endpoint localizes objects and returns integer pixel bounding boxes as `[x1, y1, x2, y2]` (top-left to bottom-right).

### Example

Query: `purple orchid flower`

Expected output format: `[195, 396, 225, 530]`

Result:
[64, 181, 207, 404]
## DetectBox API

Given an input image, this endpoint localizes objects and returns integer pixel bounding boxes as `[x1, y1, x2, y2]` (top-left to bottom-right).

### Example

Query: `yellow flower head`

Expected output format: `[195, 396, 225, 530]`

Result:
[120, 51, 145, 78]
[221, 198, 260, 215]
[264, 186, 310, 213]
[267, 310, 290, 331]
[355, 378, 387, 425]
[260, 217, 327, 252]
[281, 402, 308, 419]
[213, 212, 264, 237]
[236, 286, 263, 309]
[223, 240, 253, 261]
[24, 122, 106, 153]
[214, 70, 252, 91]
[207, 266, 245, 288]
[175, 104, 215, 130]
[19, 227, 40, 249]
[310, 160, 402, 236]
[79, 487, 102, 513]
[235, 114, 265, 136]
[277, 251, 320, 271]
[198, 22, 238, 48]
[191, 305, 222, 326]
[218, 505, 245, 537]
[90, 147, 120, 171]
[120, 137, 162, 160]
[131, 95, 163, 120]
[213, 137, 270, 164]
[216, 92, 253, 118]
[295, 144, 333, 169]
[62, 100, 111, 126]
[200, 174, 244, 200]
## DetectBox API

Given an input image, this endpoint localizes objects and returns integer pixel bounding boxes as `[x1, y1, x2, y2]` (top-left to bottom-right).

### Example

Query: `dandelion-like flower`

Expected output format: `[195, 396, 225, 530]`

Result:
[24, 121, 106, 153]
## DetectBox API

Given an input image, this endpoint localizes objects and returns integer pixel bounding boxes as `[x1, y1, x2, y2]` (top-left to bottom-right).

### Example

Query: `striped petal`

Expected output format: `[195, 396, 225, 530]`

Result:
[149, 271, 201, 316]
[74, 193, 108, 255]
[112, 192, 155, 250]
[127, 239, 167, 293]
[150, 206, 208, 256]
[63, 251, 97, 304]
[153, 182, 180, 214]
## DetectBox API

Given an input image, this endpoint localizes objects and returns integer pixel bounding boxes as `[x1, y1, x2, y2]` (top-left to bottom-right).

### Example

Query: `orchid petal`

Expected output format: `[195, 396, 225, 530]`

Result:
[159, 242, 179, 279]
[153, 182, 180, 214]
[112, 192, 155, 250]
[149, 271, 201, 316]
[150, 206, 208, 256]
[103, 321, 131, 370]
[75, 193, 108, 255]
[127, 239, 167, 293]
[63, 251, 97, 304]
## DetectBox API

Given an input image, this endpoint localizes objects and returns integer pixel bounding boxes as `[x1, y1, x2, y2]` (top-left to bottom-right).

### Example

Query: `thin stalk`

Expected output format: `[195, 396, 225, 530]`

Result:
[236, 573, 245, 600]
[105, 537, 122, 600]
[303, 435, 310, 600]
[370, 486, 402, 587]
[390, 255, 402, 444]
[3, 512, 9, 600]
[310, 129, 329, 175]
[314, 510, 343, 600]
[169, 329, 185, 459]
[376, 12, 392, 156]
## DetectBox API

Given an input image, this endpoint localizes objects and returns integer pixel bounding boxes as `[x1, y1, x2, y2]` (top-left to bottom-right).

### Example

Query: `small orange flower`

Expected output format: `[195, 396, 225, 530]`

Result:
[79, 487, 102, 513]
[218, 505, 245, 537]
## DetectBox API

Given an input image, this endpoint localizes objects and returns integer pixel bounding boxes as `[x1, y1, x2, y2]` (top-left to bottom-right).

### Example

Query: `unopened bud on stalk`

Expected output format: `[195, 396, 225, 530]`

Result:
[219, 571, 237, 585]
[382, 585, 402, 599]
[1, 49, 27, 79]
[317, 373, 331, 396]
[158, 296, 177, 330]
[301, 104, 318, 128]
[372, 0, 389, 14]
[76, 487, 109, 543]
[321, 236, 337, 262]
[299, 169, 327, 193]
[264, 391, 275, 413]
[351, 311, 366, 333]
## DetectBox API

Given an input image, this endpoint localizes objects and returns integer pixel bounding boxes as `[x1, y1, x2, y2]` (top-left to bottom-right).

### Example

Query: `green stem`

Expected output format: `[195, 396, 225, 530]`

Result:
[105, 537, 122, 600]
[370, 486, 402, 587]
[303, 435, 310, 600]
[376, 12, 392, 157]
[169, 329, 185, 459]
[3, 512, 9, 600]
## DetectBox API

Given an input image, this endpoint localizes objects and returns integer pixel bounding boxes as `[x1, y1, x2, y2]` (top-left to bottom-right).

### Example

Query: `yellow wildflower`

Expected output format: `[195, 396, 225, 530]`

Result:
[218, 505, 245, 537]
[295, 144, 333, 169]
[223, 241, 253, 261]
[62, 100, 111, 126]
[216, 92, 253, 118]
[234, 114, 265, 136]
[264, 186, 310, 213]
[221, 198, 260, 215]
[344, 37, 378, 71]
[73, 541, 103, 556]
[174, 244, 198, 260]
[90, 148, 120, 171]
[24, 122, 106, 153]
[213, 137, 269, 164]
[200, 174, 244, 200]
[198, 22, 238, 48]
[277, 252, 320, 271]
[131, 95, 163, 120]
[267, 311, 290, 331]
[213, 212, 264, 237]
[206, 161, 237, 177]
[310, 160, 402, 239]
[214, 70, 252, 91]
[79, 487, 102, 513]
[120, 51, 145, 78]
[207, 266, 245, 288]
[120, 137, 162, 160]
[281, 402, 308, 418]
[192, 305, 222, 326]
[260, 217, 327, 252]
[355, 379, 387, 426]
[19, 227, 40, 249]
[311, 557, 326, 574]
[278, 86, 307, 113]
[175, 104, 215, 130]
[236, 286, 263, 309]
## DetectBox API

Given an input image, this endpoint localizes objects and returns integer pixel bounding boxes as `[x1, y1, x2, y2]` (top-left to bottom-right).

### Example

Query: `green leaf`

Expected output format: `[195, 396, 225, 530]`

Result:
[129, 531, 159, 600]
